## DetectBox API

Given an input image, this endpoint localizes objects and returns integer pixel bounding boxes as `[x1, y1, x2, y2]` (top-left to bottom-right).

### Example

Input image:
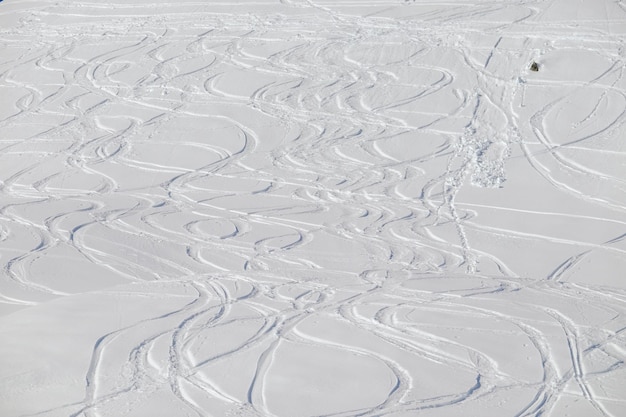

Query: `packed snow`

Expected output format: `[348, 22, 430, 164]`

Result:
[1, 0, 625, 416]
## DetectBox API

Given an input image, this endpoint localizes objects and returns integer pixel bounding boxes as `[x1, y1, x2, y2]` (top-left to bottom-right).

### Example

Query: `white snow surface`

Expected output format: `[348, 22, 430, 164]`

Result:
[1, 0, 625, 416]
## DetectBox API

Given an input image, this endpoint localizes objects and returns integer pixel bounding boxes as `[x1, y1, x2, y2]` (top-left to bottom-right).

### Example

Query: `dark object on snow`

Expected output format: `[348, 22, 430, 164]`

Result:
[529, 61, 539, 72]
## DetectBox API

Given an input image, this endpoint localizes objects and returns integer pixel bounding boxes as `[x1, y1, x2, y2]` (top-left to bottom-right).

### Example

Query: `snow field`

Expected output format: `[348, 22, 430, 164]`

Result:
[0, 0, 625, 416]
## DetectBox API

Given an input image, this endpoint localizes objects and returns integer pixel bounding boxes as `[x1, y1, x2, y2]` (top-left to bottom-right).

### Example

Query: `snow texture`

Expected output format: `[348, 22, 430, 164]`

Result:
[0, 0, 625, 416]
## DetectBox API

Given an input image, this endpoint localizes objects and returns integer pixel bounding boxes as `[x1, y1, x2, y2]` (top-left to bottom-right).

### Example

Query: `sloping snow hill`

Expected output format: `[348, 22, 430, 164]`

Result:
[1, 0, 625, 416]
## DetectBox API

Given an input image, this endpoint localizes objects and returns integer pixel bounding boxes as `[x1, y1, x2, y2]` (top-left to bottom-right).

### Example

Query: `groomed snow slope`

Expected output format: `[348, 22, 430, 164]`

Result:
[0, 0, 625, 416]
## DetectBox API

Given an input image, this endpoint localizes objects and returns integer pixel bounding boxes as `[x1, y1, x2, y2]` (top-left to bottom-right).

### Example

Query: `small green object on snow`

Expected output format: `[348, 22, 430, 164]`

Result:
[530, 61, 539, 72]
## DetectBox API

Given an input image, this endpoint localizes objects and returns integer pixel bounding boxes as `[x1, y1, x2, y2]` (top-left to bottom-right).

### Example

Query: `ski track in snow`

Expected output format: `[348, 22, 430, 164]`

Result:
[1, 0, 625, 416]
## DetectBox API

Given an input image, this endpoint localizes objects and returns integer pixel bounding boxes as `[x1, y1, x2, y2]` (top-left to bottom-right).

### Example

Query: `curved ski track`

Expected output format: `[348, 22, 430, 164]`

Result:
[0, 0, 625, 416]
